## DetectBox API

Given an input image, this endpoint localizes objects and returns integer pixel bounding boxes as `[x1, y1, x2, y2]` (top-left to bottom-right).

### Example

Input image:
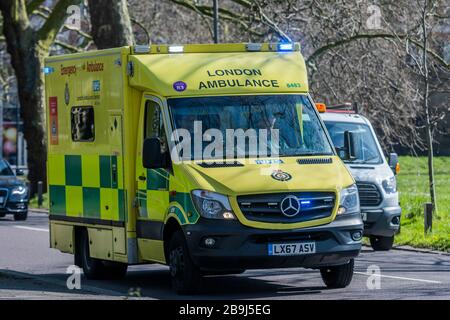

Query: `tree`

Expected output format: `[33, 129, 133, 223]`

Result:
[0, 0, 82, 196]
[88, 0, 135, 49]
[162, 0, 449, 215]
[162, 0, 448, 153]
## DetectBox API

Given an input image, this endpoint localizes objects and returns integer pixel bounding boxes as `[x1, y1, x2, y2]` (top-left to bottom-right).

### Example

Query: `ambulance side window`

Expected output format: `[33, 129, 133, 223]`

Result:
[144, 101, 167, 152]
[71, 106, 95, 142]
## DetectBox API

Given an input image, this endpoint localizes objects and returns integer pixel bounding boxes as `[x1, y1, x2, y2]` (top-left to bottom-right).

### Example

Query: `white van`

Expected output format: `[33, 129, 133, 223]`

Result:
[319, 103, 401, 251]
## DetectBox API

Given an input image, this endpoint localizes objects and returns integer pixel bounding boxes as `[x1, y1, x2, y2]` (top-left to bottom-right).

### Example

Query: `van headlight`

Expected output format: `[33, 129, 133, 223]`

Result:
[337, 184, 360, 215]
[191, 190, 236, 220]
[10, 185, 28, 201]
[382, 176, 397, 194]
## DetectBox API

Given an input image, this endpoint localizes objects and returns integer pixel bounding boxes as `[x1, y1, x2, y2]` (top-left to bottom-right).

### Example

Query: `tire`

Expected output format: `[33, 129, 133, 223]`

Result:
[168, 230, 202, 294]
[320, 259, 354, 289]
[14, 211, 28, 221]
[370, 235, 394, 251]
[79, 229, 106, 279]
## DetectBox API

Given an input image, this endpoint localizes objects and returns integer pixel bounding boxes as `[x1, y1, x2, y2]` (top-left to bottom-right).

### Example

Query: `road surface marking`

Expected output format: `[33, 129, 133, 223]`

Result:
[13, 226, 49, 233]
[354, 271, 442, 284]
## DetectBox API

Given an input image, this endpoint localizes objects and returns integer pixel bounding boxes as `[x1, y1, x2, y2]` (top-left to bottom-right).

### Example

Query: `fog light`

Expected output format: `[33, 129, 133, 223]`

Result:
[391, 216, 400, 225]
[204, 237, 216, 247]
[337, 206, 346, 215]
[351, 231, 363, 241]
[222, 211, 235, 220]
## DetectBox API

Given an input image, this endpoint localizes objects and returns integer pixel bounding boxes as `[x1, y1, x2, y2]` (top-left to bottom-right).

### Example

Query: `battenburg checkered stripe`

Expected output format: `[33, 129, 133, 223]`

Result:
[48, 154, 126, 222]
[136, 168, 199, 224]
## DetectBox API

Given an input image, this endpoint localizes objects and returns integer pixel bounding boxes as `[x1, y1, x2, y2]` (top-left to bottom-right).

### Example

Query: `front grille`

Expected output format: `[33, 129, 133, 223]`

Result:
[237, 192, 335, 223]
[357, 182, 382, 207]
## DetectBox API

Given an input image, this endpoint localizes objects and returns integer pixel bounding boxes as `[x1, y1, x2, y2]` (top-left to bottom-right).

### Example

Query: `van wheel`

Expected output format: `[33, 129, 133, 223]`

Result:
[320, 259, 354, 289]
[370, 235, 394, 251]
[168, 230, 202, 294]
[14, 211, 28, 221]
[80, 229, 105, 279]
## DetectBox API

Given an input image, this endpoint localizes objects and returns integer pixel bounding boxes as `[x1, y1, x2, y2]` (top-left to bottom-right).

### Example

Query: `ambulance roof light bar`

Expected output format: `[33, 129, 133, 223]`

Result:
[246, 43, 263, 51]
[168, 45, 184, 53]
[278, 42, 294, 51]
[134, 45, 150, 54]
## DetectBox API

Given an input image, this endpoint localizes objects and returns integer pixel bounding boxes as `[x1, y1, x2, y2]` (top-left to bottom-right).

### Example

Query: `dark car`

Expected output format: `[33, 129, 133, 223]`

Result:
[0, 159, 29, 221]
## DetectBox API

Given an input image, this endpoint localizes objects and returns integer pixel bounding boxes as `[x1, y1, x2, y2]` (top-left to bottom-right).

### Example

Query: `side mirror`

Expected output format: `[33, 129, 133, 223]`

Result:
[388, 152, 399, 175]
[16, 169, 24, 176]
[343, 131, 357, 160]
[143, 137, 167, 169]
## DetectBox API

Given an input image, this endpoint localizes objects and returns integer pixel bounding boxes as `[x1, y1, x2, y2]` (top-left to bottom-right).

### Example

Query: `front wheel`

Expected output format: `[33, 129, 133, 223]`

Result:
[370, 235, 394, 251]
[320, 259, 354, 289]
[168, 230, 202, 294]
[14, 211, 28, 221]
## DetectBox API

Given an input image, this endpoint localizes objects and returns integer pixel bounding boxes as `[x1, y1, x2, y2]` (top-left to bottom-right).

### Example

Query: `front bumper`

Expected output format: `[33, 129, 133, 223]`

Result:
[183, 213, 363, 271]
[363, 206, 402, 237]
[0, 201, 28, 215]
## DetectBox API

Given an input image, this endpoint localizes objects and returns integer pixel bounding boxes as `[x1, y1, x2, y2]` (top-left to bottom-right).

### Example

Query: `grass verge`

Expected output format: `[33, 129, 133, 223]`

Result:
[395, 156, 450, 251]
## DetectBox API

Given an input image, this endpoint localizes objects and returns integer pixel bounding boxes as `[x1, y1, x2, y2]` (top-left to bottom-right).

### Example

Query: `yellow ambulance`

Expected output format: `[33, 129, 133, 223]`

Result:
[44, 43, 363, 293]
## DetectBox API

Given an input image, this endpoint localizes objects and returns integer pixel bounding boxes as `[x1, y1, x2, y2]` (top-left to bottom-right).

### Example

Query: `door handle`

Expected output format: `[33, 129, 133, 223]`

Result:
[139, 175, 146, 181]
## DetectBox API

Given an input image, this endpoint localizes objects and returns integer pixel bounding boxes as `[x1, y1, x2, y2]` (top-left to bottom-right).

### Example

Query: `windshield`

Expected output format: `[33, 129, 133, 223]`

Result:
[324, 121, 382, 164]
[0, 160, 14, 176]
[168, 94, 333, 161]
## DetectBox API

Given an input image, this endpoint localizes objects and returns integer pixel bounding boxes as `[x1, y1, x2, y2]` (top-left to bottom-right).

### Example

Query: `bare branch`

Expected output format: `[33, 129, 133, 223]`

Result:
[37, 0, 83, 49]
[26, 0, 46, 15]
[130, 17, 150, 44]
[53, 39, 83, 52]
[306, 33, 450, 70]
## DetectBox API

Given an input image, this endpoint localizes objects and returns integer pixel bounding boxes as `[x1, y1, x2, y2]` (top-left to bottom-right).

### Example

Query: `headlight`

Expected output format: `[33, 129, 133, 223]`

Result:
[191, 190, 236, 220]
[337, 184, 360, 215]
[10, 186, 28, 201]
[382, 176, 397, 194]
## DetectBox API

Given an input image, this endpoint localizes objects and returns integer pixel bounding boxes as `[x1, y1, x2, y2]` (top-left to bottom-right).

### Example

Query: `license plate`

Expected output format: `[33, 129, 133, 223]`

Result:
[268, 242, 316, 256]
[362, 212, 367, 221]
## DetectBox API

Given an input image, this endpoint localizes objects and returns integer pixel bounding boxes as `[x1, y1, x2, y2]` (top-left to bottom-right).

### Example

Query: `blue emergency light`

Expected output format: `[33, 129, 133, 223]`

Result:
[278, 43, 294, 51]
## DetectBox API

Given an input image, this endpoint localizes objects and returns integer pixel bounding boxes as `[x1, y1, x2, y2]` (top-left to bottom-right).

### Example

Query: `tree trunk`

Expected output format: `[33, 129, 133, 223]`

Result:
[1, 5, 47, 197]
[88, 0, 134, 49]
[421, 0, 437, 215]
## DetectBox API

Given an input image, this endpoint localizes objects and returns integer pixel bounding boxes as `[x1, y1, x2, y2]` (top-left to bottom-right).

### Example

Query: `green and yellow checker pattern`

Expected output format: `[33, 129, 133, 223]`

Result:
[137, 168, 199, 224]
[48, 154, 126, 221]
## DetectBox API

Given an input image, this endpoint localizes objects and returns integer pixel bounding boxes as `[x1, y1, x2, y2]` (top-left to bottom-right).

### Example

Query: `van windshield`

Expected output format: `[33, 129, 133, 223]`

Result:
[324, 121, 382, 164]
[168, 94, 333, 161]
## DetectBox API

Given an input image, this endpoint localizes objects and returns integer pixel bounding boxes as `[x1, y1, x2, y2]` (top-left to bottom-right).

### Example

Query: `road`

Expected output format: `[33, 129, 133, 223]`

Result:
[1, 211, 449, 300]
